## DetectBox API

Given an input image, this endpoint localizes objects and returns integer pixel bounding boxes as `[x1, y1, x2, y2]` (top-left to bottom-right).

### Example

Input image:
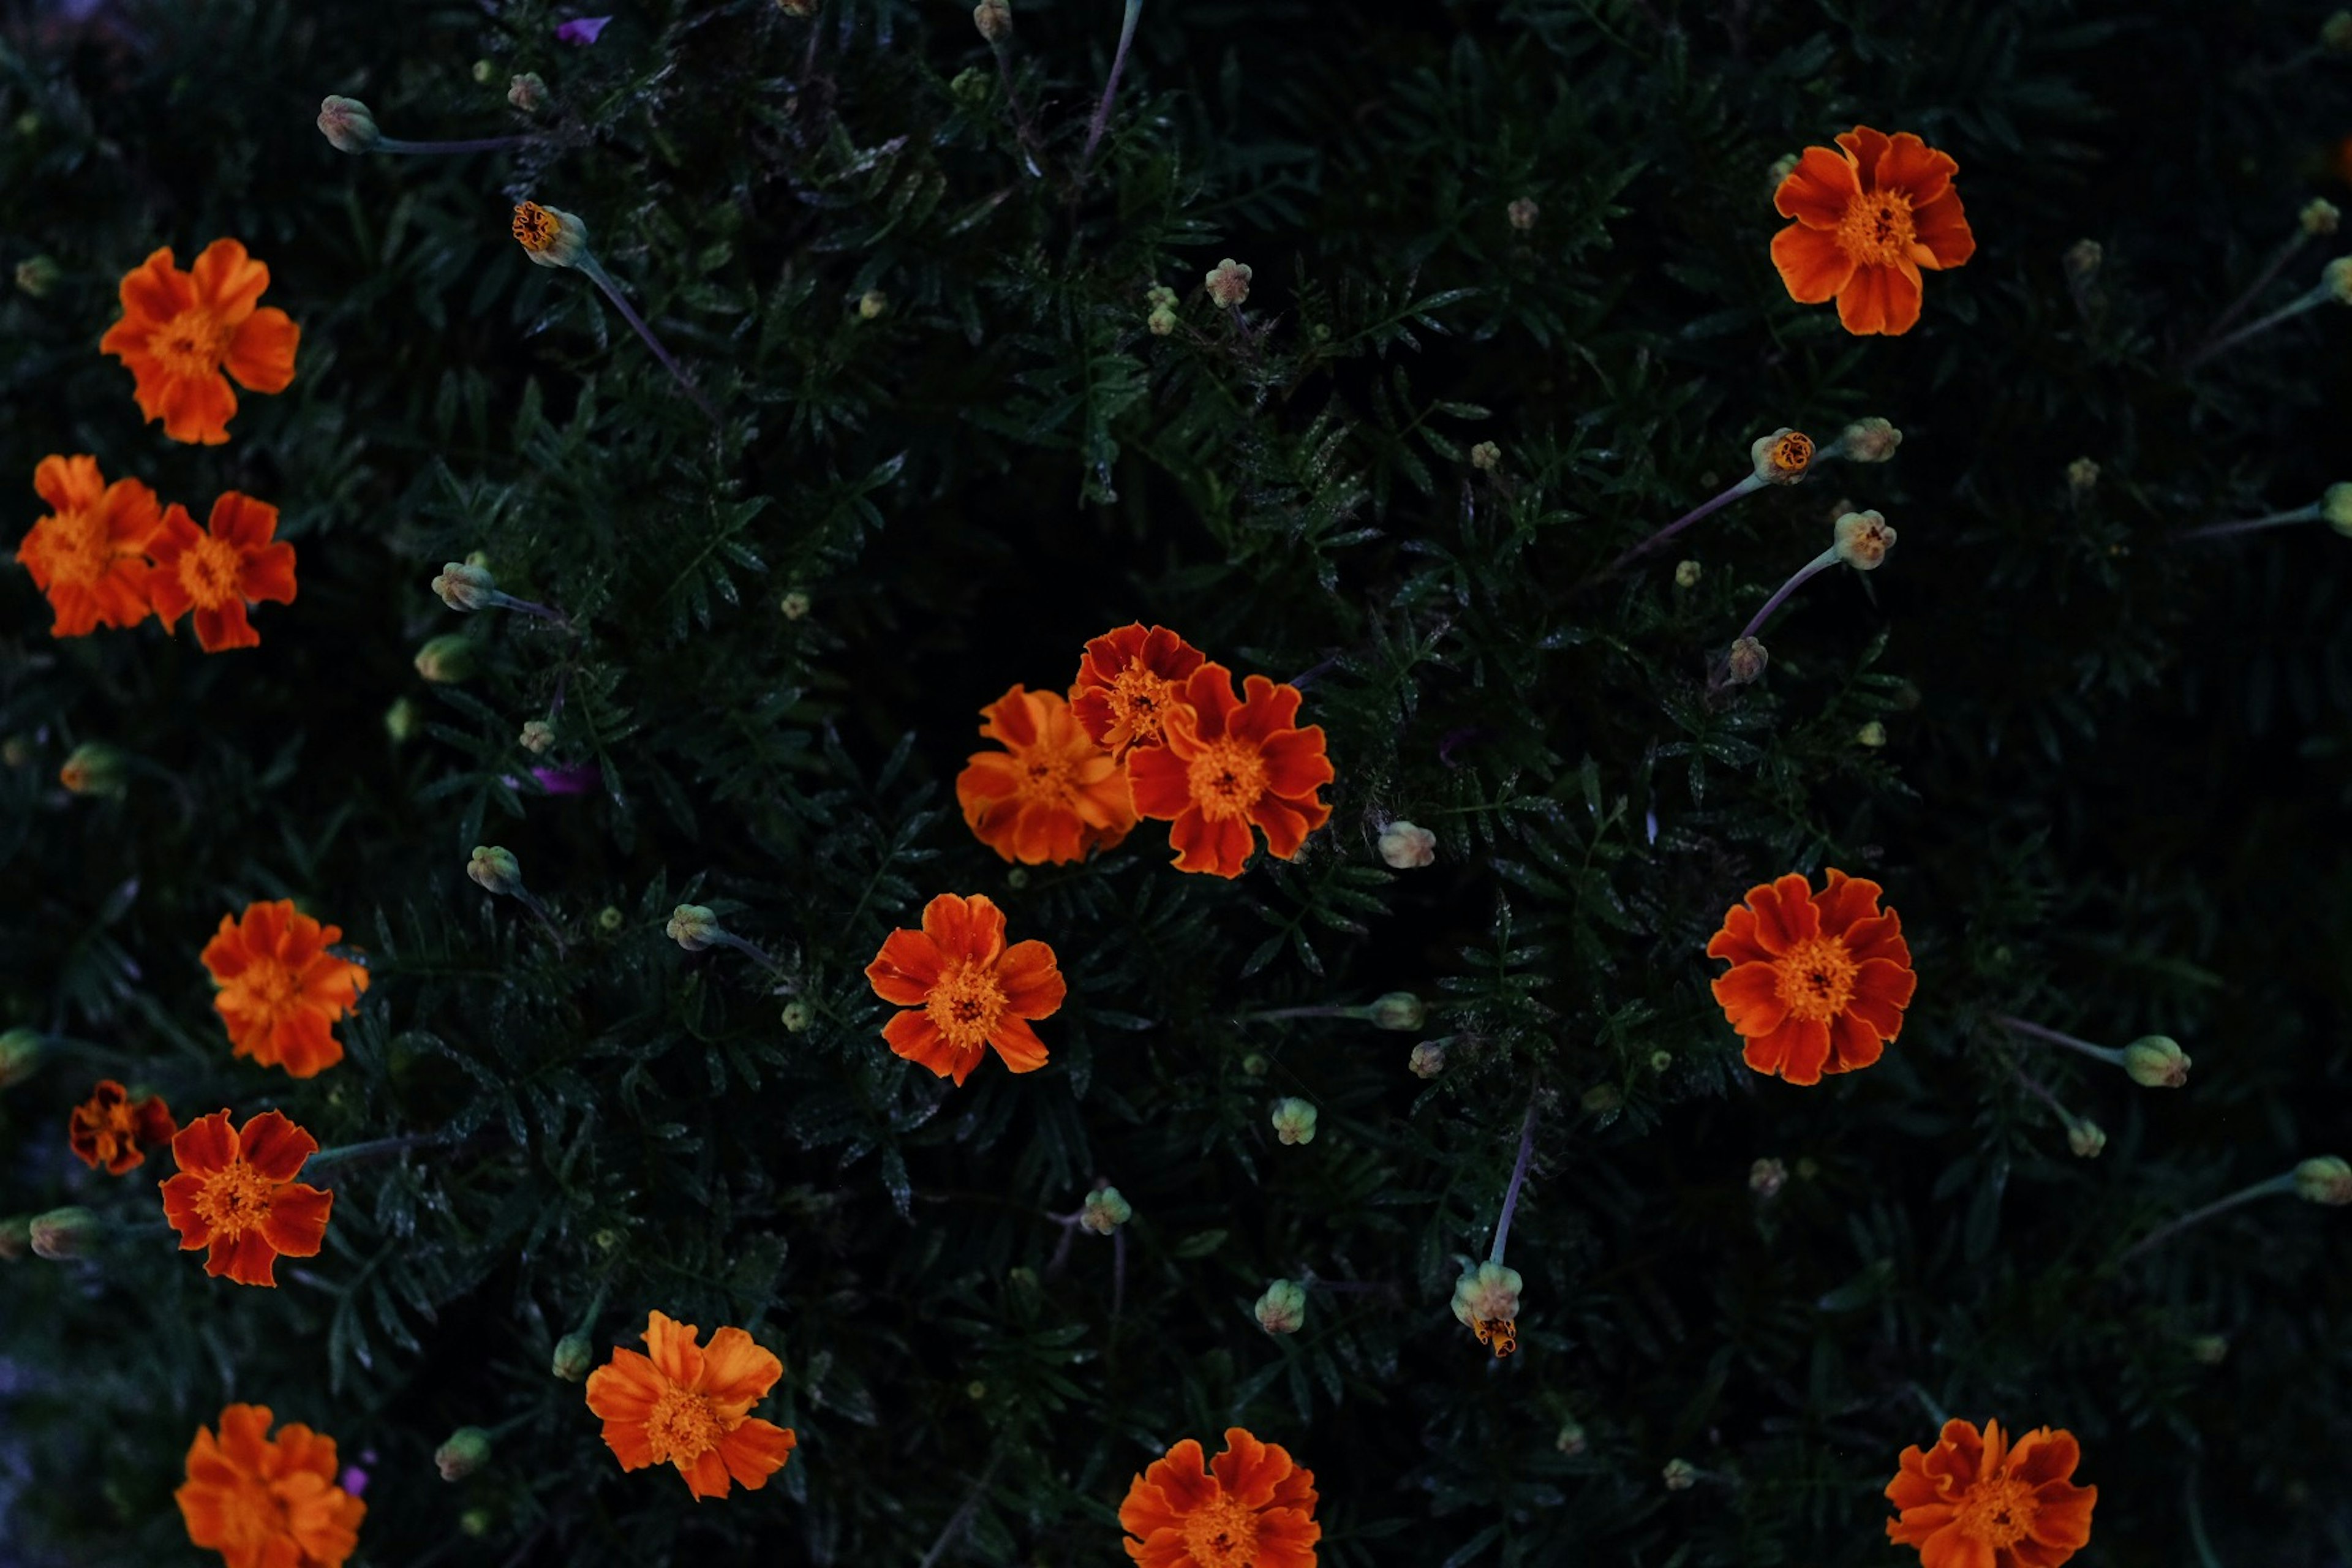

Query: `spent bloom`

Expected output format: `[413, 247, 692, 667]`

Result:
[508, 73, 548, 111]
[1254, 1279, 1307, 1335]
[100, 239, 300, 444]
[1725, 636, 1769, 685]
[1749, 1157, 1788, 1197]
[147, 491, 299, 652]
[68, 1079, 178, 1174]
[1708, 869, 1917, 1085]
[1836, 417, 1904, 462]
[552, 1333, 595, 1382]
[434, 1428, 492, 1483]
[1269, 1097, 1317, 1145]
[584, 1311, 797, 1501]
[1205, 257, 1253, 307]
[15, 454, 162, 636]
[956, 684, 1137, 864]
[1118, 1428, 1320, 1568]
[159, 1109, 334, 1287]
[511, 202, 589, 270]
[432, 561, 498, 611]
[1408, 1041, 1447, 1077]
[1451, 1260, 1524, 1358]
[177, 1404, 366, 1568]
[1833, 509, 1898, 570]
[1750, 428, 1814, 485]
[1072, 623, 1208, 759]
[1771, 126, 1975, 335]
[59, 742, 129, 797]
[1885, 1419, 2097, 1568]
[1470, 440, 1502, 471]
[865, 893, 1065, 1085]
[1379, 820, 1437, 868]
[1128, 664, 1335, 878]
[28, 1207, 97, 1260]
[201, 900, 370, 1079]
[974, 0, 1011, 42]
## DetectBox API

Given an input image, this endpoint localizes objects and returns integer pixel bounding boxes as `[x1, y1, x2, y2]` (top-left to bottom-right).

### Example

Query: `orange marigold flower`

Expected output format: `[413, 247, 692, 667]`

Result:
[99, 239, 300, 445]
[159, 1109, 334, 1287]
[1886, 1419, 2097, 1568]
[583, 1310, 798, 1501]
[1071, 622, 1209, 758]
[957, 684, 1138, 864]
[1127, 664, 1334, 878]
[1118, 1427, 1321, 1568]
[177, 1402, 365, 1568]
[15, 454, 162, 636]
[68, 1079, 178, 1175]
[864, 892, 1065, 1085]
[1707, 869, 1915, 1085]
[146, 492, 298, 653]
[200, 900, 369, 1077]
[1771, 126, 1975, 336]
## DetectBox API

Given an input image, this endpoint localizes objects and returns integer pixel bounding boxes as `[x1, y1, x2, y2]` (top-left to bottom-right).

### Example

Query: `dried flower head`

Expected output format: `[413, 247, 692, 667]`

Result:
[1751, 428, 1815, 485]
[1833, 509, 1897, 570]
[1507, 197, 1540, 230]
[1205, 258, 1253, 308]
[1725, 636, 1770, 685]
[69, 1080, 177, 1174]
[1470, 440, 1502, 472]
[1749, 1157, 1788, 1197]
[1378, 820, 1438, 869]
[974, 0, 1011, 42]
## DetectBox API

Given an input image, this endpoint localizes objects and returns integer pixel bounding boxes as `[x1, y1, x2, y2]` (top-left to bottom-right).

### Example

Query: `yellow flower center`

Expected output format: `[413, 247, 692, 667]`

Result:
[1016, 750, 1078, 807]
[194, 1161, 275, 1238]
[1178, 1493, 1261, 1565]
[1954, 1472, 2038, 1549]
[512, 202, 561, 253]
[1186, 737, 1268, 821]
[642, 1382, 724, 1467]
[1771, 935, 1858, 1023]
[148, 307, 234, 379]
[925, 959, 1008, 1053]
[1106, 668, 1176, 748]
[222, 958, 301, 1021]
[1473, 1317, 1518, 1358]
[178, 533, 247, 611]
[1838, 189, 1918, 267]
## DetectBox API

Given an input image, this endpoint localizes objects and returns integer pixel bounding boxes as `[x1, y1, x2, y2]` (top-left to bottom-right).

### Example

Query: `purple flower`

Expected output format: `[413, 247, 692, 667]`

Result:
[339, 1466, 369, 1497]
[556, 14, 611, 43]
[504, 763, 600, 796]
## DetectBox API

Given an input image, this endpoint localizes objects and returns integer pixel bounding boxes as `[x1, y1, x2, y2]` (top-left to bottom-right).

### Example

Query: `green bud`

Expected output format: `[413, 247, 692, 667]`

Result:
[1240, 1052, 1269, 1078]
[666, 903, 722, 951]
[1673, 559, 1702, 588]
[965, 1379, 987, 1400]
[2327, 9, 2352, 50]
[2322, 483, 2352, 537]
[1408, 1041, 1446, 1079]
[2067, 1119, 2106, 1159]
[432, 561, 498, 612]
[1005, 1264, 1041, 1316]
[1508, 197, 1540, 230]
[1748, 1158, 1787, 1197]
[1662, 1458, 1697, 1491]
[14, 255, 59, 296]
[2304, 199, 2342, 238]
[2324, 255, 2352, 306]
[781, 1000, 814, 1033]
[0, 1215, 31, 1262]
[858, 289, 888, 320]
[29, 1207, 97, 1261]
[551, 1332, 594, 1382]
[58, 742, 127, 797]
[780, 590, 812, 620]
[435, 1427, 493, 1482]
[1647, 1049, 1673, 1073]
[2067, 458, 2100, 496]
[949, 66, 992, 107]
[597, 905, 625, 933]
[1856, 720, 1887, 748]
[385, 697, 420, 744]
[1269, 1097, 1317, 1146]
[1079, 1185, 1133, 1235]
[1253, 1278, 1306, 1335]
[459, 1506, 494, 1537]
[519, 720, 556, 755]
[1146, 305, 1178, 336]
[1469, 441, 1502, 472]
[508, 72, 548, 112]
[0, 1028, 45, 1089]
[1555, 1419, 1588, 1456]
[2188, 1334, 2228, 1365]
[467, 845, 524, 897]
[414, 635, 478, 684]
[1370, 992, 1425, 1031]
[316, 96, 382, 153]
[1581, 1083, 1622, 1114]
[471, 58, 496, 83]
[2294, 1155, 2352, 1205]
[2121, 1035, 2190, 1088]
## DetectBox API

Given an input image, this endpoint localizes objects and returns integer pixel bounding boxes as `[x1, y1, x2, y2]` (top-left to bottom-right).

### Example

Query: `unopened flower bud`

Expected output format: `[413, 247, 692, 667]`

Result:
[1470, 441, 1502, 472]
[14, 255, 59, 296]
[1648, 1049, 1673, 1072]
[317, 96, 382, 153]
[596, 906, 624, 933]
[778, 0, 816, 15]
[1370, 992, 1425, 1031]
[2122, 1035, 2190, 1088]
[0, 1216, 30, 1262]
[667, 903, 722, 951]
[435, 1427, 492, 1482]
[1147, 306, 1178, 336]
[2188, 1333, 2228, 1365]
[1765, 153, 1800, 193]
[2304, 199, 2342, 238]
[1749, 1157, 1787, 1198]
[1507, 197, 1540, 231]
[2062, 239, 2103, 285]
[29, 1207, 96, 1261]
[511, 202, 589, 270]
[1750, 428, 1814, 485]
[780, 590, 812, 620]
[2322, 483, 2352, 537]
[2323, 256, 2352, 306]
[781, 1000, 813, 1033]
[965, 1379, 987, 1400]
[0, 1028, 43, 1088]
[1856, 720, 1887, 748]
[1079, 1185, 1133, 1235]
[467, 845, 523, 897]
[1408, 1041, 1446, 1078]
[459, 1507, 494, 1537]
[0, 736, 28, 769]
[519, 720, 556, 755]
[1241, 1052, 1269, 1077]
[1833, 509, 1896, 570]
[1581, 1083, 1621, 1114]
[2295, 1155, 2352, 1205]
[432, 561, 498, 611]
[1254, 1278, 1307, 1335]
[470, 58, 496, 83]
[508, 72, 548, 112]
[1725, 636, 1768, 685]
[973, 0, 1011, 42]
[1205, 258, 1253, 309]
[551, 1333, 594, 1382]
[1555, 1419, 1588, 1455]
[1270, 1097, 1317, 1145]
[1451, 1260, 1523, 1357]
[2067, 1119, 2106, 1159]
[1673, 559, 1702, 587]
[414, 635, 478, 684]
[858, 289, 888, 320]
[385, 697, 419, 744]
[58, 742, 126, 797]
[2067, 458, 2100, 496]
[1836, 417, 1902, 463]
[2326, 9, 2352, 50]
[1662, 1458, 1697, 1491]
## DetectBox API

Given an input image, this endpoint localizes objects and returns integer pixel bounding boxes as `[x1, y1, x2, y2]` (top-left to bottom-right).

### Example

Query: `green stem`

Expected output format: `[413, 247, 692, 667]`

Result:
[2176, 503, 2323, 542]
[1994, 1014, 2126, 1066]
[2118, 1172, 2299, 1264]
[307, 1133, 442, 1172]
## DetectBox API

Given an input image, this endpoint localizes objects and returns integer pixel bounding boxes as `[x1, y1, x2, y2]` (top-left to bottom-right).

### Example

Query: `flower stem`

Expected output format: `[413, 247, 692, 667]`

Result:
[1489, 1093, 1542, 1267]
[1994, 1014, 2125, 1066]
[988, 42, 1044, 178]
[2180, 283, 2331, 369]
[307, 1133, 443, 1172]
[917, 1450, 1008, 1568]
[1736, 546, 1839, 645]
[2201, 233, 2307, 340]
[576, 255, 720, 426]
[1234, 1003, 1368, 1023]
[1077, 0, 1144, 184]
[2118, 1172, 2301, 1264]
[487, 590, 575, 628]
[2175, 503, 2323, 542]
[1601, 474, 1765, 578]
[714, 931, 793, 982]
[376, 134, 535, 156]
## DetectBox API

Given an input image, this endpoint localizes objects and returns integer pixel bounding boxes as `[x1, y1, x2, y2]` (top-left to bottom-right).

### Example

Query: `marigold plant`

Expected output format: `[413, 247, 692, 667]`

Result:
[14, 454, 162, 636]
[956, 682, 1137, 864]
[158, 1108, 334, 1287]
[176, 1403, 365, 1568]
[1118, 1427, 1321, 1568]
[1126, 664, 1334, 878]
[66, 1079, 176, 1174]
[1771, 126, 1975, 335]
[199, 900, 369, 1077]
[864, 892, 1065, 1085]
[582, 1310, 798, 1501]
[99, 238, 300, 445]
[1885, 1418, 2097, 1568]
[1071, 622, 1208, 758]
[147, 491, 298, 652]
[1706, 869, 1916, 1084]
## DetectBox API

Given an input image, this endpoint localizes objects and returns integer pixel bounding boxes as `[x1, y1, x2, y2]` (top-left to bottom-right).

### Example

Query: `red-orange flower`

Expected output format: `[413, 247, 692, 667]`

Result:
[200, 900, 368, 1077]
[957, 684, 1138, 864]
[584, 1310, 798, 1501]
[1771, 126, 1975, 336]
[1072, 623, 1208, 759]
[1127, 664, 1333, 878]
[178, 1403, 366, 1568]
[1119, 1427, 1321, 1568]
[99, 239, 300, 445]
[1886, 1419, 2097, 1568]
[864, 892, 1065, 1085]
[159, 1109, 334, 1287]
[14, 454, 161, 636]
[68, 1079, 178, 1174]
[146, 492, 297, 653]
[1707, 869, 1915, 1085]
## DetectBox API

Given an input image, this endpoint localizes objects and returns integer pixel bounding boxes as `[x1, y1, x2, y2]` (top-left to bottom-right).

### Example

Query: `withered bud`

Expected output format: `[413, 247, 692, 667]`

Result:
[1832, 509, 1896, 570]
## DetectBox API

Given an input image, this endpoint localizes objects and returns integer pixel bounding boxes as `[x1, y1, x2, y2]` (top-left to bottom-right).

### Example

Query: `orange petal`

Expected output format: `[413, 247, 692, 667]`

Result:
[1773, 222, 1857, 305]
[172, 1110, 241, 1176]
[115, 247, 193, 323]
[883, 1009, 960, 1079]
[1176, 663, 1242, 743]
[1125, 747, 1193, 819]
[1207, 1428, 1294, 1509]
[189, 238, 270, 323]
[1836, 262, 1922, 336]
[192, 601, 259, 652]
[2010, 1428, 2080, 1487]
[1834, 125, 1893, 173]
[1259, 728, 1334, 801]
[154, 369, 238, 445]
[31, 453, 106, 514]
[260, 1183, 333, 1258]
[211, 1227, 281, 1286]
[986, 1014, 1050, 1074]
[995, 940, 1065, 1018]
[1910, 190, 1976, 270]
[160, 1172, 215, 1248]
[696, 1326, 783, 1406]
[643, 1311, 706, 1388]
[1870, 132, 1955, 208]
[236, 1110, 317, 1181]
[1705, 903, 1773, 964]
[1918, 1521, 1994, 1568]
[1741, 1023, 1793, 1077]
[1811, 868, 1885, 940]
[1247, 792, 1313, 861]
[919, 893, 979, 963]
[867, 927, 944, 1003]
[1228, 675, 1305, 745]
[716, 1420, 796, 1490]
[1711, 962, 1788, 1037]
[1755, 875, 1822, 949]
[1777, 1018, 1833, 1084]
[585, 1351, 665, 1424]
[1774, 145, 1862, 227]
[1826, 1009, 1885, 1072]
[678, 1446, 733, 1501]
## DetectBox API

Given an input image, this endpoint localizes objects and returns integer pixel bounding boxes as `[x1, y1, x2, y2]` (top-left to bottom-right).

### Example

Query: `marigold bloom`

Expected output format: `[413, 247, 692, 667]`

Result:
[1771, 126, 1975, 336]
[1119, 1427, 1321, 1568]
[200, 900, 369, 1077]
[146, 492, 298, 653]
[1885, 1419, 2097, 1568]
[1127, 664, 1334, 878]
[99, 239, 300, 445]
[15, 454, 162, 636]
[1071, 623, 1209, 758]
[159, 1109, 334, 1287]
[1706, 869, 1915, 1085]
[864, 893, 1065, 1085]
[68, 1079, 178, 1174]
[583, 1310, 797, 1501]
[177, 1403, 365, 1568]
[957, 684, 1137, 864]
[1451, 1260, 1525, 1359]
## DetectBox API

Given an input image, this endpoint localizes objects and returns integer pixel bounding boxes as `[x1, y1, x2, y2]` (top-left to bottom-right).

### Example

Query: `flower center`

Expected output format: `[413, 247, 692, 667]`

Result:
[194, 1162, 276, 1238]
[178, 533, 247, 611]
[38, 507, 116, 587]
[1473, 1317, 1518, 1358]
[925, 959, 1009, 1052]
[1178, 1493, 1262, 1566]
[224, 960, 301, 1020]
[1185, 738, 1268, 821]
[211, 1473, 301, 1557]
[1837, 189, 1917, 267]
[642, 1383, 724, 1467]
[148, 307, 234, 379]
[513, 202, 562, 253]
[1016, 750, 1078, 806]
[1771, 935, 1858, 1023]
[1107, 668, 1177, 748]
[1954, 1474, 2038, 1548]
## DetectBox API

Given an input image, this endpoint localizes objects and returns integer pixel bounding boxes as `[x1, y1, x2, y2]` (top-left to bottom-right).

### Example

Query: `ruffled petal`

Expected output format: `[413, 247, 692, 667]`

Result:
[986, 1014, 1050, 1075]
[995, 940, 1066, 1017]
[154, 369, 239, 446]
[1248, 791, 1313, 861]
[1126, 746, 1194, 819]
[1713, 961, 1789, 1036]
[1176, 664, 1243, 744]
[696, 1326, 784, 1406]
[1835, 262, 1923, 337]
[1871, 132, 1956, 208]
[1918, 1521, 1995, 1568]
[1850, 957, 1917, 1035]
[1826, 1008, 1886, 1073]
[1742, 1020, 1796, 1077]
[1777, 1018, 1834, 1085]
[1207, 1427, 1293, 1509]
[1706, 903, 1773, 964]
[584, 1349, 666, 1426]
[160, 1172, 216, 1248]
[1812, 869, 1886, 941]
[189, 238, 270, 323]
[1773, 222, 1858, 304]
[678, 1446, 734, 1501]
[715, 1419, 796, 1490]
[236, 1110, 318, 1181]
[883, 1010, 963, 1080]
[172, 1109, 242, 1176]
[643, 1311, 707, 1389]
[1259, 731, 1335, 804]
[210, 1227, 282, 1286]
[1835, 125, 1893, 173]
[1774, 145, 1862, 227]
[1754, 875, 1822, 949]
[867, 928, 944, 1003]
[1910, 190, 1977, 270]
[260, 1182, 333, 1258]
[1228, 675, 1305, 745]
